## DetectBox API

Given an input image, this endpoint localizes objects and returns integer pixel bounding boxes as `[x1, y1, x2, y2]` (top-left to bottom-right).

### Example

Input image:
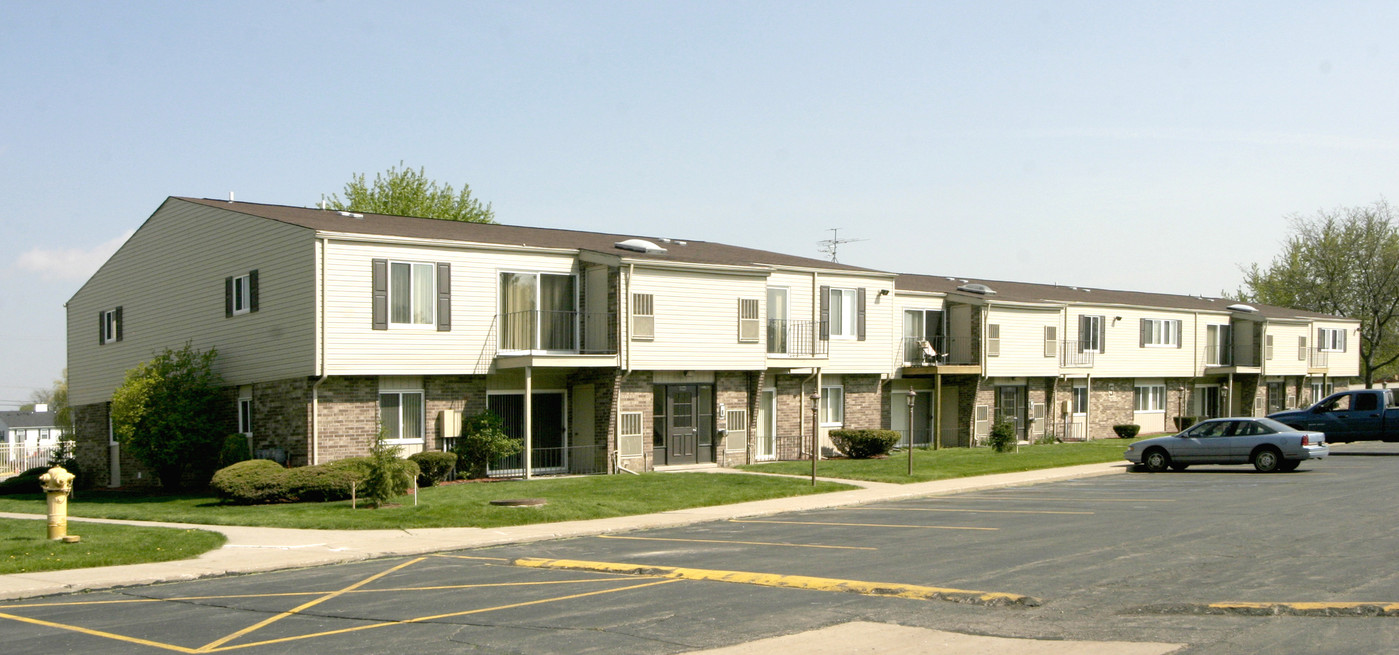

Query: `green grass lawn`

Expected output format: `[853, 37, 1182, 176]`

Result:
[0, 473, 854, 531]
[0, 518, 226, 575]
[740, 438, 1141, 483]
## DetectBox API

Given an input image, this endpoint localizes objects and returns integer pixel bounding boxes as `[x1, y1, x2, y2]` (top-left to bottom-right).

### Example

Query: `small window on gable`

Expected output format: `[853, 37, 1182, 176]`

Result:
[99, 307, 122, 345]
[226, 270, 259, 317]
[632, 293, 654, 340]
[738, 298, 761, 343]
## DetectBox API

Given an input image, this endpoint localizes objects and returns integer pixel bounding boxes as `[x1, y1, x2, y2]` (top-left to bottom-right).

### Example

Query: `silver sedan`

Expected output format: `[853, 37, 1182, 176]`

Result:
[1125, 417, 1328, 473]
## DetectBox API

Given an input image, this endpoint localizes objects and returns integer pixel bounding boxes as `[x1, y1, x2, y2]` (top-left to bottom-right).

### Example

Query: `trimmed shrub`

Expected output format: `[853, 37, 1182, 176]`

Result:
[829, 429, 902, 459]
[285, 465, 359, 502]
[988, 421, 1017, 453]
[210, 459, 291, 504]
[0, 466, 48, 495]
[453, 410, 521, 478]
[1112, 424, 1141, 439]
[218, 434, 252, 469]
[409, 451, 457, 487]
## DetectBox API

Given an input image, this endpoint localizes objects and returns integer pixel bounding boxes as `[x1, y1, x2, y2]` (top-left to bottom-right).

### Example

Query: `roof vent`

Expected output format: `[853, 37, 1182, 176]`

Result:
[337, 211, 364, 219]
[615, 238, 668, 254]
[1228, 303, 1258, 313]
[957, 283, 997, 295]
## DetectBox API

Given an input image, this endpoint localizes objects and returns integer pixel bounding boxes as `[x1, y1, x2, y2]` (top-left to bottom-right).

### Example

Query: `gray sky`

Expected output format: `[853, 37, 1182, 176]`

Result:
[3, 1, 1397, 407]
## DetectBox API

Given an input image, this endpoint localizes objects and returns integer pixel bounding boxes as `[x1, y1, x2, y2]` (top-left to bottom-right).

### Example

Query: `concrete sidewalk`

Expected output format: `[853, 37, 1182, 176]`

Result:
[0, 462, 1127, 601]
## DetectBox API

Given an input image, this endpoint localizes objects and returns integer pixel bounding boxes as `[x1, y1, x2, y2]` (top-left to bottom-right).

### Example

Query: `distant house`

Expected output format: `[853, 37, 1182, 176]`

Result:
[0, 404, 65, 448]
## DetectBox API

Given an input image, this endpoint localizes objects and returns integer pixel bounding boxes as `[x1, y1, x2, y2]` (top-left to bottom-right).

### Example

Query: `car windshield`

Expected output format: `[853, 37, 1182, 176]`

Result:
[1183, 421, 1231, 437]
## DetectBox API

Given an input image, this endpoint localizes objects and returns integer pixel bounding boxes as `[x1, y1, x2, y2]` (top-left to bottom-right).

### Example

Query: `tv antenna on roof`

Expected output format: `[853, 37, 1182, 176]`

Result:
[818, 228, 866, 262]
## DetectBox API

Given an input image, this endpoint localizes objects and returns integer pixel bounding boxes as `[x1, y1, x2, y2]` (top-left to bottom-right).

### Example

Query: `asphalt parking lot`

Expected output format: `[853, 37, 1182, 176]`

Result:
[3, 448, 1399, 654]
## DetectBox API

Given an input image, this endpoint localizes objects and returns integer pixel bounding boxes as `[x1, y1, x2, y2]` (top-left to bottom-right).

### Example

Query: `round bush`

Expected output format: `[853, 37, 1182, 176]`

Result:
[286, 465, 359, 502]
[409, 451, 457, 487]
[218, 433, 252, 469]
[829, 429, 902, 459]
[1112, 424, 1141, 439]
[210, 459, 291, 504]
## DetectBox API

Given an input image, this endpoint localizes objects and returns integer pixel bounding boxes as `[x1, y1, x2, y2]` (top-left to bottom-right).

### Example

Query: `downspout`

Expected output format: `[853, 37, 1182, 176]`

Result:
[613, 264, 636, 474]
[310, 236, 330, 465]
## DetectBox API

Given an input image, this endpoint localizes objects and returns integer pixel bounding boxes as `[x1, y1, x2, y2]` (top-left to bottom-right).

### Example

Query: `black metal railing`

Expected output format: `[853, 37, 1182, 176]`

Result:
[1308, 348, 1329, 369]
[498, 310, 615, 353]
[898, 335, 976, 366]
[487, 444, 607, 478]
[767, 319, 828, 357]
[1060, 340, 1094, 368]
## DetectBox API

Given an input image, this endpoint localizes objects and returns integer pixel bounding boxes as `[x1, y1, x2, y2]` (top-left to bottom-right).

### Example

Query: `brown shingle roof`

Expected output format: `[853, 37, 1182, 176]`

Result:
[895, 273, 1347, 322]
[176, 197, 882, 274]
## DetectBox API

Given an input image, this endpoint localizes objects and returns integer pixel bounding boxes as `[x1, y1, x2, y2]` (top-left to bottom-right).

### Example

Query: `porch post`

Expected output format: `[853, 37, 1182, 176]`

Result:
[524, 366, 533, 480]
[933, 374, 942, 450]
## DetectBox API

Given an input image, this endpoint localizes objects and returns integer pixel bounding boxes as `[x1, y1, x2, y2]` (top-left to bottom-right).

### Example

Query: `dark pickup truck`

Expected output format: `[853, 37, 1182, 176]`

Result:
[1268, 388, 1399, 443]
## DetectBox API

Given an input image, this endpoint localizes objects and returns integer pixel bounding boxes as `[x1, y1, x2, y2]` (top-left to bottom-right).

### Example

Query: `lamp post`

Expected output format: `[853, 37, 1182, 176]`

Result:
[907, 388, 917, 476]
[810, 392, 820, 486]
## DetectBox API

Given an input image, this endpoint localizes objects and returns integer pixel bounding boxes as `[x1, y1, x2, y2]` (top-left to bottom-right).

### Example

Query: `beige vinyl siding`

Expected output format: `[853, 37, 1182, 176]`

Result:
[626, 266, 767, 370]
[1264, 323, 1309, 376]
[1312, 318, 1361, 377]
[322, 240, 583, 375]
[1062, 306, 1201, 378]
[68, 199, 316, 405]
[983, 306, 1059, 377]
[817, 273, 897, 375]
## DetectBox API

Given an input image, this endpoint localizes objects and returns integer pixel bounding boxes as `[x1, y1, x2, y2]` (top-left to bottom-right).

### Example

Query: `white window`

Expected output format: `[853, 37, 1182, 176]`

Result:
[237, 386, 253, 435]
[1072, 385, 1088, 414]
[738, 298, 761, 342]
[1079, 315, 1104, 353]
[231, 274, 253, 315]
[1318, 328, 1346, 352]
[100, 307, 121, 344]
[829, 288, 857, 338]
[379, 377, 425, 443]
[1140, 318, 1180, 347]
[820, 386, 844, 426]
[1134, 385, 1165, 412]
[631, 293, 654, 340]
[391, 261, 436, 325]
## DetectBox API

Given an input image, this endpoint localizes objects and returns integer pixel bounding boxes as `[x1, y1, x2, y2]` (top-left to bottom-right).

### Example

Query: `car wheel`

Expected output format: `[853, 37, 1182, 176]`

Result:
[1252, 447, 1283, 473]
[1143, 448, 1170, 473]
[1170, 463, 1189, 471]
[1277, 459, 1300, 472]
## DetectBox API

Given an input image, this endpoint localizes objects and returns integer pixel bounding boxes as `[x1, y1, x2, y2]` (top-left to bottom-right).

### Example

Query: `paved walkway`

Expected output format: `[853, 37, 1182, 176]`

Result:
[0, 462, 1127, 601]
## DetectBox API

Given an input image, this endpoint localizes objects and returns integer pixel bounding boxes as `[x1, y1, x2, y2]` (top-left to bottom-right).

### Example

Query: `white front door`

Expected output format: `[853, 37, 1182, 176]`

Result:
[756, 389, 776, 460]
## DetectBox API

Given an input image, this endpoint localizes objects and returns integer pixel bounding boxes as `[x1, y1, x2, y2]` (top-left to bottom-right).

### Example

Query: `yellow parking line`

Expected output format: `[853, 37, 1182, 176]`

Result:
[512, 557, 1039, 606]
[950, 496, 1174, 502]
[0, 611, 198, 653]
[1205, 601, 1399, 616]
[196, 557, 424, 652]
[208, 579, 681, 651]
[851, 507, 1093, 515]
[597, 534, 876, 550]
[730, 519, 996, 531]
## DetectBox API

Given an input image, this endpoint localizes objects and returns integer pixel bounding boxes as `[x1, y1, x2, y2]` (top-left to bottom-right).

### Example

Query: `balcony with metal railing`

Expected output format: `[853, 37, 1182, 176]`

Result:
[767, 319, 828, 358]
[494, 310, 617, 369]
[898, 335, 976, 366]
[1307, 347, 1329, 372]
[1060, 340, 1095, 368]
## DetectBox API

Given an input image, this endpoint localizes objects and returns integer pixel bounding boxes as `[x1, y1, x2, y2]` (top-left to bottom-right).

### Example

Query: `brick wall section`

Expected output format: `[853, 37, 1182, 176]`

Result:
[253, 377, 309, 466]
[715, 371, 750, 467]
[423, 375, 488, 451]
[842, 374, 882, 431]
[616, 371, 654, 469]
[1087, 378, 1135, 438]
[71, 402, 158, 489]
[315, 376, 379, 463]
[774, 373, 814, 460]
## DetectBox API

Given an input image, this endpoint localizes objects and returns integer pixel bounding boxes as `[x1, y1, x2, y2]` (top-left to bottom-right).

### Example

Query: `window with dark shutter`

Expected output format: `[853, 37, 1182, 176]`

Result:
[436, 262, 451, 331]
[372, 259, 388, 330]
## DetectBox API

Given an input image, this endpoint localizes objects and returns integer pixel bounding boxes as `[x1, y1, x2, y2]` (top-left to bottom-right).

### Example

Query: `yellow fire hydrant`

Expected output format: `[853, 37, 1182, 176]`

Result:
[39, 466, 77, 542]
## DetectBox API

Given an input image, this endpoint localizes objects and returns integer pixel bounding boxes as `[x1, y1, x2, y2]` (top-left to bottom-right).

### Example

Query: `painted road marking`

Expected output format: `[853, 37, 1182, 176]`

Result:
[948, 496, 1175, 502]
[597, 534, 877, 550]
[851, 507, 1094, 515]
[731, 519, 996, 530]
[512, 557, 1039, 606]
[1142, 601, 1399, 617]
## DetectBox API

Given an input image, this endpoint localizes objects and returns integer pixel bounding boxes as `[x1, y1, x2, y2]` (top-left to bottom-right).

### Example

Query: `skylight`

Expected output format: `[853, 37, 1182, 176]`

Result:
[615, 238, 668, 254]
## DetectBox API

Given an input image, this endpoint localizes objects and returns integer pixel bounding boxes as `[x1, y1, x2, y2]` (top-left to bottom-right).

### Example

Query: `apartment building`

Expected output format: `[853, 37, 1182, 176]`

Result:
[66, 198, 896, 487]
[887, 275, 1360, 447]
[66, 198, 1361, 487]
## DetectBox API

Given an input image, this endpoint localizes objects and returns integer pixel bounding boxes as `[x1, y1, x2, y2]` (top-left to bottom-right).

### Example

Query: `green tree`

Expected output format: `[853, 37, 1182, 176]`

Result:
[452, 410, 522, 479]
[110, 344, 224, 490]
[1239, 200, 1399, 386]
[322, 162, 495, 223]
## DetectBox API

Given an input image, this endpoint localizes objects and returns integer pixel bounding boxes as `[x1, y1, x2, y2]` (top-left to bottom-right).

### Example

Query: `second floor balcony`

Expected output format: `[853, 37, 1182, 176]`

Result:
[498, 310, 615, 355]
[899, 335, 976, 367]
[1307, 347, 1329, 371]
[767, 319, 828, 358]
[1060, 340, 1094, 368]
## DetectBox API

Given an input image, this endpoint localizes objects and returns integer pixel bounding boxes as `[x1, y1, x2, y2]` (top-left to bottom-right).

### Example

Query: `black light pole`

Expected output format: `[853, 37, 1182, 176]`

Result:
[810, 392, 820, 486]
[907, 388, 917, 476]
